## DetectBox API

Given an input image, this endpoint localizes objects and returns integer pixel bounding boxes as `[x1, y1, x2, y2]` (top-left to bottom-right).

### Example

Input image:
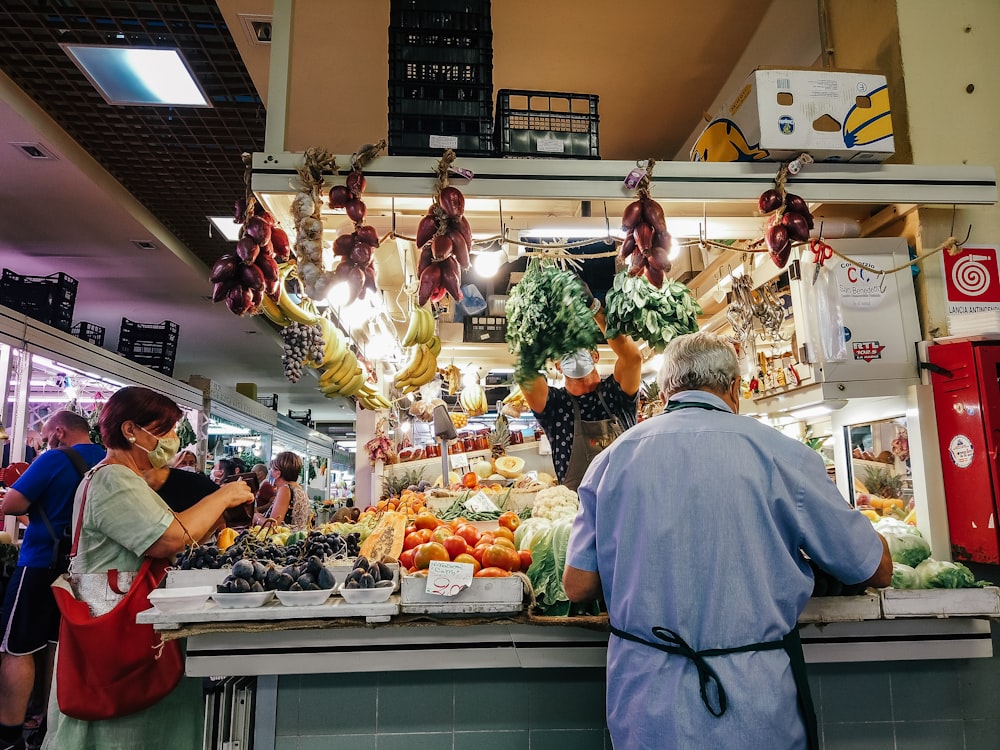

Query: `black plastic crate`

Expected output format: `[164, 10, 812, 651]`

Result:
[71, 321, 105, 347]
[495, 90, 600, 159]
[0, 269, 77, 332]
[463, 315, 507, 344]
[287, 409, 312, 425]
[389, 111, 493, 157]
[257, 394, 279, 411]
[389, 0, 491, 34]
[116, 343, 176, 376]
[118, 318, 179, 346]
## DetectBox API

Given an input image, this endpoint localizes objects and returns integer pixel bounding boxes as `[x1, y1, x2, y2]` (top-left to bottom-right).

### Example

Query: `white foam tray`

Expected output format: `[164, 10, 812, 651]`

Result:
[880, 586, 1000, 618]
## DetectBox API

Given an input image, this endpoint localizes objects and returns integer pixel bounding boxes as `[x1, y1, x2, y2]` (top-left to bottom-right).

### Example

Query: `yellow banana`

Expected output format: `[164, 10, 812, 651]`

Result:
[320, 353, 357, 386]
[402, 308, 422, 347]
[259, 294, 293, 327]
[417, 305, 435, 344]
[339, 369, 367, 398]
[317, 320, 346, 367]
[277, 282, 318, 325]
[319, 367, 360, 395]
[427, 334, 442, 357]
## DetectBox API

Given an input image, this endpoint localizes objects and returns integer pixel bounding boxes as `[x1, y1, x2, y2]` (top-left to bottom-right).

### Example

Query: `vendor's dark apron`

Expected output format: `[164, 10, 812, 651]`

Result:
[562, 391, 626, 491]
[608, 398, 819, 749]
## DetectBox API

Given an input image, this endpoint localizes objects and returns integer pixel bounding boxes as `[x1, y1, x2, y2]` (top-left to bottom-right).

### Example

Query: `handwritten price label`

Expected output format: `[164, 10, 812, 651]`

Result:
[425, 560, 474, 596]
[463, 490, 499, 513]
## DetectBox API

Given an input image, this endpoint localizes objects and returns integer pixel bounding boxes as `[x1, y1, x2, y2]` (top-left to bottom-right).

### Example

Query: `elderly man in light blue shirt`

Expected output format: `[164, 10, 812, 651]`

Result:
[564, 331, 892, 750]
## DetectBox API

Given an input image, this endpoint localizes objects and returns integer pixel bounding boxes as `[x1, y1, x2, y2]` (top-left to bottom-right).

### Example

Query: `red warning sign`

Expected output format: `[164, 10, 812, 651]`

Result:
[943, 246, 1000, 305]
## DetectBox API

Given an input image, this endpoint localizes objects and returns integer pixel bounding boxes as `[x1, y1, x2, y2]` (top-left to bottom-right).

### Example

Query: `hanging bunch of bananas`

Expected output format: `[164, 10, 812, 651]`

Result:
[459, 381, 488, 416]
[259, 262, 318, 328]
[442, 364, 462, 396]
[313, 317, 391, 410]
[393, 343, 439, 394]
[501, 384, 529, 418]
[401, 303, 438, 349]
[393, 303, 442, 394]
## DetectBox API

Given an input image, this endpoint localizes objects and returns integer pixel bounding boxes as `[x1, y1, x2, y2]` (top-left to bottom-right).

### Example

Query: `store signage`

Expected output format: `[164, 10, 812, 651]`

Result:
[426, 560, 473, 596]
[944, 245, 1000, 312]
[852, 341, 885, 362]
[836, 261, 888, 309]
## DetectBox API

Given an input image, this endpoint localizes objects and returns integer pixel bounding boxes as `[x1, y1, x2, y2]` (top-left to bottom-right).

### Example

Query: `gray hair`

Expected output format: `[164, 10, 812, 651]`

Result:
[657, 332, 740, 397]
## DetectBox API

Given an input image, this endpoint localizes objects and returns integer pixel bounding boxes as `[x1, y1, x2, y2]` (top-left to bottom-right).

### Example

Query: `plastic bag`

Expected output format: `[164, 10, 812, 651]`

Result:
[455, 284, 487, 317]
[914, 558, 978, 589]
[890, 562, 921, 589]
[801, 256, 847, 361]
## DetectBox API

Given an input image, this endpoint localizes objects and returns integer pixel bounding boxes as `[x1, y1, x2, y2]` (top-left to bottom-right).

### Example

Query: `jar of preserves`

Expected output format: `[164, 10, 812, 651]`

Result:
[509, 430, 523, 445]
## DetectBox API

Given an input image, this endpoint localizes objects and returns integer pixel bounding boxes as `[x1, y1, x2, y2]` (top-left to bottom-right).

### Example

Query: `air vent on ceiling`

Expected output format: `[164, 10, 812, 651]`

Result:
[239, 14, 272, 45]
[131, 240, 157, 251]
[11, 142, 57, 160]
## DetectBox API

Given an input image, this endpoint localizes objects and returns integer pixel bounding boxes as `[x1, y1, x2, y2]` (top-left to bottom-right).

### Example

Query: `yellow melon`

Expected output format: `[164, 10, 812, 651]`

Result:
[494, 456, 525, 478]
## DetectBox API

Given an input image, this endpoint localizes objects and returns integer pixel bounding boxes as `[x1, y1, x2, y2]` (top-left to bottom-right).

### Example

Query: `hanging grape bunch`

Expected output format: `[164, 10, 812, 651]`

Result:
[415, 150, 471, 305]
[759, 188, 815, 269]
[618, 163, 671, 288]
[280, 321, 325, 383]
[210, 199, 287, 316]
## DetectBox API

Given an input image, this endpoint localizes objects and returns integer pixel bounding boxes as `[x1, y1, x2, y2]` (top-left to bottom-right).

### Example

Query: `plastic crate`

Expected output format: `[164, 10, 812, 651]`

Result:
[495, 90, 600, 159]
[71, 321, 105, 347]
[389, 0, 492, 34]
[118, 318, 179, 346]
[0, 269, 77, 332]
[287, 409, 312, 424]
[116, 345, 176, 376]
[257, 394, 278, 411]
[388, 110, 493, 157]
[463, 315, 507, 343]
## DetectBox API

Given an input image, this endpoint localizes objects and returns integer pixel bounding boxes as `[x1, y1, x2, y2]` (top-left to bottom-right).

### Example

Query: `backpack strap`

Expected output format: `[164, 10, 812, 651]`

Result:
[35, 447, 90, 567]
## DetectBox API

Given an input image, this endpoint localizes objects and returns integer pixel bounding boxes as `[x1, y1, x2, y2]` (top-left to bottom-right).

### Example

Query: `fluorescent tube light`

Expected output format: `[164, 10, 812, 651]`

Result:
[209, 216, 242, 241]
[61, 45, 211, 107]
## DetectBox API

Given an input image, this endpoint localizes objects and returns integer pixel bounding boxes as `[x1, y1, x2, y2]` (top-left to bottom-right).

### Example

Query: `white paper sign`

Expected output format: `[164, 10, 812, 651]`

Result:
[429, 135, 459, 149]
[536, 138, 565, 153]
[451, 452, 469, 470]
[463, 490, 499, 513]
[425, 560, 474, 596]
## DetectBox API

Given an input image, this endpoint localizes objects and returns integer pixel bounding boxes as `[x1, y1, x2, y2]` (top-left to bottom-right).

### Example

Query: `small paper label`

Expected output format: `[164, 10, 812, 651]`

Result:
[425, 560, 474, 596]
[624, 167, 645, 190]
[451, 452, 469, 470]
[463, 490, 499, 513]
[429, 135, 459, 149]
[536, 138, 565, 153]
[449, 166, 475, 180]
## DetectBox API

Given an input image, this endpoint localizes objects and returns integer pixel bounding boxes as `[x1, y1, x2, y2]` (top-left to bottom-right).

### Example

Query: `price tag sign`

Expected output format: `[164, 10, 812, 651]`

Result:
[463, 490, 499, 513]
[426, 560, 474, 596]
[451, 452, 470, 470]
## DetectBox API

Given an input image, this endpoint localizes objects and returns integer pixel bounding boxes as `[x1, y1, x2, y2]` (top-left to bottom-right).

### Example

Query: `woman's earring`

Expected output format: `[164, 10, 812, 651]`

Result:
[128, 436, 136, 443]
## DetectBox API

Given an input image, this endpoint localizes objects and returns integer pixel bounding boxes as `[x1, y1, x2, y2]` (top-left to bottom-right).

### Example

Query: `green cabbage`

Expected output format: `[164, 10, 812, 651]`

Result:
[518, 515, 575, 616]
[890, 563, 920, 589]
[914, 558, 979, 589]
[876, 518, 931, 568]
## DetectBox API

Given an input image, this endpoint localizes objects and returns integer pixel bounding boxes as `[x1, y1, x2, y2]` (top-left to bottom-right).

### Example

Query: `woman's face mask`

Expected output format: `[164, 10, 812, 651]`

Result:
[135, 425, 180, 469]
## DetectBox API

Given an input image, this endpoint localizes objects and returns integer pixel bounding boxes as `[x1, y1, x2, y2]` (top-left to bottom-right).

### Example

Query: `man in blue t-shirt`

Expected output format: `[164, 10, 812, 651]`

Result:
[0, 411, 105, 750]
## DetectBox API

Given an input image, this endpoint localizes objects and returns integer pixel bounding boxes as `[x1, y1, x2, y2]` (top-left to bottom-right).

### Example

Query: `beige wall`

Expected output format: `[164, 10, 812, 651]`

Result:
[897, 0, 1000, 337]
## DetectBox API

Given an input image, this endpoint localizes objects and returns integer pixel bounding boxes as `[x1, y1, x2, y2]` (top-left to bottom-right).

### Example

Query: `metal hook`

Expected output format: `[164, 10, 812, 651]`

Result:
[956, 223, 973, 247]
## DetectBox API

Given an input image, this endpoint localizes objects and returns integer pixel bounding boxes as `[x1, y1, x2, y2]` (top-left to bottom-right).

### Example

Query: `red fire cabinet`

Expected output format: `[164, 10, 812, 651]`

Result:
[927, 339, 1000, 563]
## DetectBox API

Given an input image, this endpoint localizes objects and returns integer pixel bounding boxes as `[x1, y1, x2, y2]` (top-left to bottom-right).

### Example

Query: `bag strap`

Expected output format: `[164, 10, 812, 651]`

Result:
[71, 465, 107, 557]
[36, 447, 90, 567]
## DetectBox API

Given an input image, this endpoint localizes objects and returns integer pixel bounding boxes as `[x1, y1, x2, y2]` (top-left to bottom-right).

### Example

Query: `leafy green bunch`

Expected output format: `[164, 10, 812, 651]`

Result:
[604, 272, 701, 352]
[505, 259, 601, 384]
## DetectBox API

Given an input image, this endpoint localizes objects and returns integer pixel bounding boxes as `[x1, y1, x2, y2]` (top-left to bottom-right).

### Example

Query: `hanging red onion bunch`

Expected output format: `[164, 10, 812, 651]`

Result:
[329, 169, 378, 304]
[759, 189, 815, 269]
[618, 195, 672, 288]
[415, 184, 471, 306]
[209, 200, 288, 316]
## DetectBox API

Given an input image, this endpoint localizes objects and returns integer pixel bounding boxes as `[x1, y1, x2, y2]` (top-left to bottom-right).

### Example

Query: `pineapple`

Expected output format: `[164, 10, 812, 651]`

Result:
[488, 413, 511, 463]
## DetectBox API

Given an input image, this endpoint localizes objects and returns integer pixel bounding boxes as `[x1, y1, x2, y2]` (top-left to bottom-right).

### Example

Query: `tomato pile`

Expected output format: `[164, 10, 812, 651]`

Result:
[398, 511, 531, 578]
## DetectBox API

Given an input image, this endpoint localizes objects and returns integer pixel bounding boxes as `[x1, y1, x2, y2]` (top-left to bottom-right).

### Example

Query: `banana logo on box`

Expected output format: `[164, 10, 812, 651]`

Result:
[842, 85, 893, 148]
[691, 118, 769, 162]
